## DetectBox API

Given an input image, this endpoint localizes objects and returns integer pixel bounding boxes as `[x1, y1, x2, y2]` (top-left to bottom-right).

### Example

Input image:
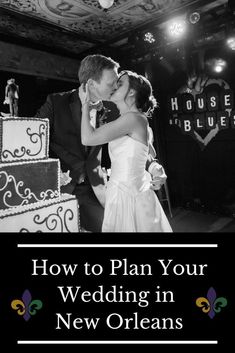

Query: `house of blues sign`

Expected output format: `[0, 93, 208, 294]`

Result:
[168, 77, 234, 150]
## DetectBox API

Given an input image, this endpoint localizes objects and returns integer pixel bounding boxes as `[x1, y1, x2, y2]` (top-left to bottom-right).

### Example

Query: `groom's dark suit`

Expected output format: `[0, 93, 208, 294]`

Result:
[35, 89, 116, 232]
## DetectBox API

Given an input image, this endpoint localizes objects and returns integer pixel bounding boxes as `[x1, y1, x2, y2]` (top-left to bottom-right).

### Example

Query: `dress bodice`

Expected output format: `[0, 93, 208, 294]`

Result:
[108, 134, 151, 194]
[102, 134, 173, 232]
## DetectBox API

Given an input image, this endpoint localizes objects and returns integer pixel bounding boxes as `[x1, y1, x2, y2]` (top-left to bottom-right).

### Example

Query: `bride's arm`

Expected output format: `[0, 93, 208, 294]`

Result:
[80, 84, 136, 146]
[81, 102, 136, 146]
[147, 126, 157, 158]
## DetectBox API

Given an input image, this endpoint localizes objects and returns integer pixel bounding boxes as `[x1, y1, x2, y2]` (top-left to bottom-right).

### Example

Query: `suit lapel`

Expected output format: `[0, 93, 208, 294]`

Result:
[69, 89, 82, 132]
[69, 89, 89, 158]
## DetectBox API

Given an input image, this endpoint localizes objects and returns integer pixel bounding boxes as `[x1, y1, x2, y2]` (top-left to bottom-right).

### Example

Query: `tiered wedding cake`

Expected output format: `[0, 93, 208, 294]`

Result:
[0, 116, 80, 232]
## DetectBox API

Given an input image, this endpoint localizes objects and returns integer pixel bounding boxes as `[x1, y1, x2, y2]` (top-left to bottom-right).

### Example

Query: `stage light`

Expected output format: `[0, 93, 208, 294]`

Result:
[210, 58, 227, 73]
[227, 36, 235, 50]
[214, 65, 223, 73]
[98, 0, 114, 9]
[144, 32, 155, 43]
[188, 11, 200, 24]
[167, 18, 187, 38]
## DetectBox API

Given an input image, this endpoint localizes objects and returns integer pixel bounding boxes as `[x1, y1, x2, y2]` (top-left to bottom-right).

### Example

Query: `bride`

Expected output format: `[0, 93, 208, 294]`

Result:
[80, 70, 172, 232]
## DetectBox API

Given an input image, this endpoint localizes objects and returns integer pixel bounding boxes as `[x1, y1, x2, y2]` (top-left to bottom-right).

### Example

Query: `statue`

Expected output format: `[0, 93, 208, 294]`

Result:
[3, 78, 19, 117]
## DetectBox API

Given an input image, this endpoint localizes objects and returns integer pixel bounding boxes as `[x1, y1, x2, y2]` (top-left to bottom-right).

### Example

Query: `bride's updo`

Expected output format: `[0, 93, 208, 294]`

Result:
[120, 70, 157, 116]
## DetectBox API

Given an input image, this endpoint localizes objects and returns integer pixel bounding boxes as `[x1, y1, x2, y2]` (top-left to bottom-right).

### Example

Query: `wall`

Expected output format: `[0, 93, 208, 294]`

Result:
[131, 48, 235, 216]
[0, 41, 79, 82]
[0, 41, 79, 116]
[147, 48, 235, 216]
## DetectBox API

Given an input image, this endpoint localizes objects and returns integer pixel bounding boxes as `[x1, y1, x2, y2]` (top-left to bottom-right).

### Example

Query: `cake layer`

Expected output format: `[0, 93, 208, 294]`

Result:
[0, 117, 49, 162]
[0, 194, 80, 232]
[0, 159, 60, 210]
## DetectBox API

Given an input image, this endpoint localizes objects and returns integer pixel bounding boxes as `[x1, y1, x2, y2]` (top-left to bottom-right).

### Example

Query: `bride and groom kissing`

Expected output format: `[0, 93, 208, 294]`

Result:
[35, 54, 172, 233]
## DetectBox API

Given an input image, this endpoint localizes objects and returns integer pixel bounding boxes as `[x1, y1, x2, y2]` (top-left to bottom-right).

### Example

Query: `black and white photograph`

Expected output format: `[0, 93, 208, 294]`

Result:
[0, 1, 234, 351]
[1, 0, 235, 233]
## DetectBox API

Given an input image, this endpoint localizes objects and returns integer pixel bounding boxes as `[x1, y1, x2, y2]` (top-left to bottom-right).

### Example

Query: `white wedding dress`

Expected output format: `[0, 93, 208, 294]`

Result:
[102, 134, 173, 232]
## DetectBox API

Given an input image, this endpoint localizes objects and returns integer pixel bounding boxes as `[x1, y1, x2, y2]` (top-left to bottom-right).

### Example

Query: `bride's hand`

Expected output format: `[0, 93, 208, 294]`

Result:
[79, 82, 91, 106]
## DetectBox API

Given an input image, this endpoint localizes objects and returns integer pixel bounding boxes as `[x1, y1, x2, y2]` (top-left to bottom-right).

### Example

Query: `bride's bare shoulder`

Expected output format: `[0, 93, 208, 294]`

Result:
[121, 111, 146, 120]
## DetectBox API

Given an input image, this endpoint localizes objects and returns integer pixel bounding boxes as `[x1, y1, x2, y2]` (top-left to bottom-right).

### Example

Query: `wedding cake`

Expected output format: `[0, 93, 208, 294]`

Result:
[0, 116, 80, 232]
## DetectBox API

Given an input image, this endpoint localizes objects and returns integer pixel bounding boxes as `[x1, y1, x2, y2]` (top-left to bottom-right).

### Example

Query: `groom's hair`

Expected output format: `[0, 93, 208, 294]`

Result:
[78, 54, 119, 84]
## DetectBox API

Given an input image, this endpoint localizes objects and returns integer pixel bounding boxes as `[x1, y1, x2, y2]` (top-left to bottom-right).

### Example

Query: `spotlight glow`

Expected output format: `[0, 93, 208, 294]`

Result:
[189, 12, 200, 24]
[212, 59, 227, 73]
[227, 37, 235, 50]
[167, 19, 187, 38]
[144, 32, 155, 43]
[206, 57, 227, 74]
[214, 65, 223, 73]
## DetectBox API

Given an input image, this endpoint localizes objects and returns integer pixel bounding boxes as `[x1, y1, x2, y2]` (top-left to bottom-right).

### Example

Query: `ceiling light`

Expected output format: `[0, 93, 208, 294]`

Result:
[188, 11, 200, 24]
[144, 32, 155, 43]
[206, 58, 227, 73]
[98, 0, 114, 9]
[227, 36, 235, 50]
[214, 65, 223, 73]
[167, 18, 187, 38]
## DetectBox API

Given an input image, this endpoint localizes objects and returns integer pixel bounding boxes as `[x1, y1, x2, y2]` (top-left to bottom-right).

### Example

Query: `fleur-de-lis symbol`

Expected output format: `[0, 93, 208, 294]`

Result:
[196, 287, 227, 319]
[11, 289, 43, 321]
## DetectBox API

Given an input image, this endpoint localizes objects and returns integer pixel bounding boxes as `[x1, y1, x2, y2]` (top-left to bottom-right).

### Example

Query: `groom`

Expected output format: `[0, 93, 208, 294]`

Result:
[35, 54, 166, 232]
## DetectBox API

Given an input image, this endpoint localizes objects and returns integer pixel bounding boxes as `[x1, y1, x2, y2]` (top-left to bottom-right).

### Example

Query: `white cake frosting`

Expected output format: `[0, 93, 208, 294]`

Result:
[0, 194, 80, 232]
[0, 117, 49, 162]
[0, 117, 81, 233]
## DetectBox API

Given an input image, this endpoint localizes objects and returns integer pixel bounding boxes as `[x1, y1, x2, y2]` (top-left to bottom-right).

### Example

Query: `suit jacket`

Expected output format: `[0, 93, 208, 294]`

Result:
[35, 89, 106, 207]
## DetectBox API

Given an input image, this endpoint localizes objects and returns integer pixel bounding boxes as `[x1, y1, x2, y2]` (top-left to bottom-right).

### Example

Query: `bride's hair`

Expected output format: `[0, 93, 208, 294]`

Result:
[119, 70, 157, 117]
